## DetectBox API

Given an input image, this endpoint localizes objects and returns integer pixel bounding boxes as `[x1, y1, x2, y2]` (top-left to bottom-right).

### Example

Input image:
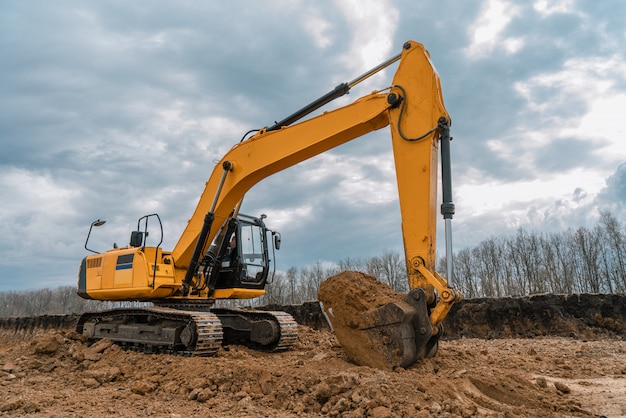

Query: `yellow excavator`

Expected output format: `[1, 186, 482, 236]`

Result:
[77, 40, 461, 366]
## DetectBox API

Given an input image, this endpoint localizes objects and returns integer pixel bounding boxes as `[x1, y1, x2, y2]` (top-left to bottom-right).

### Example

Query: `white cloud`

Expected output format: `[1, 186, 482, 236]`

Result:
[465, 0, 520, 57]
[568, 93, 626, 163]
[460, 56, 626, 232]
[514, 56, 621, 113]
[515, 55, 626, 166]
[336, 153, 397, 205]
[0, 168, 78, 218]
[457, 168, 604, 218]
[259, 205, 314, 233]
[502, 37, 525, 54]
[304, 15, 333, 49]
[336, 0, 399, 77]
[0, 168, 81, 260]
[533, 0, 575, 16]
[158, 102, 198, 136]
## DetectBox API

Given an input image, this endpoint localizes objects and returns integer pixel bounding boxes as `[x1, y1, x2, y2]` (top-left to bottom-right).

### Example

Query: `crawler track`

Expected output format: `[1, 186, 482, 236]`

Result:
[76, 306, 223, 356]
[76, 306, 298, 355]
[212, 308, 299, 352]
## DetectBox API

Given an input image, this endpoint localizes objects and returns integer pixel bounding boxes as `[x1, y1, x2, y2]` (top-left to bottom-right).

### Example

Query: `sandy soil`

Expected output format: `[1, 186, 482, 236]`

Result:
[1, 326, 625, 417]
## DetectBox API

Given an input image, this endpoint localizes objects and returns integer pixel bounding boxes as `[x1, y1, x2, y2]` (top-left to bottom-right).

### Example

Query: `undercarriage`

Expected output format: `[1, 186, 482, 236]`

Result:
[76, 305, 298, 356]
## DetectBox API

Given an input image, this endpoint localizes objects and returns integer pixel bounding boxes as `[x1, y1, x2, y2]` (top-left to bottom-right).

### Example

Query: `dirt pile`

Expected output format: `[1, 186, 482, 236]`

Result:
[445, 293, 626, 340]
[2, 326, 626, 417]
[0, 314, 79, 335]
[261, 301, 331, 331]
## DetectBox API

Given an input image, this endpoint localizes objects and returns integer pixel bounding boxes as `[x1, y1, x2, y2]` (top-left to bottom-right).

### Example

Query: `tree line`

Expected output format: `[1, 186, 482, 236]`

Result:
[1, 211, 624, 316]
[450, 211, 626, 298]
[0, 286, 147, 318]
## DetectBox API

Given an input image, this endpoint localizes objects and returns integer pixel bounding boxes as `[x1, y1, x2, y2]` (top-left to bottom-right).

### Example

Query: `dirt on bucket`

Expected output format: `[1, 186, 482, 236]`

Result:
[318, 271, 424, 370]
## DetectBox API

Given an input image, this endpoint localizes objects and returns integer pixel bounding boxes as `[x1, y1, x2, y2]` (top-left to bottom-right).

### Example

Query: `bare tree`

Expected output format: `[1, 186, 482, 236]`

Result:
[365, 249, 408, 292]
[599, 211, 626, 291]
[574, 226, 602, 292]
[448, 248, 478, 298]
[337, 257, 367, 272]
[298, 261, 335, 303]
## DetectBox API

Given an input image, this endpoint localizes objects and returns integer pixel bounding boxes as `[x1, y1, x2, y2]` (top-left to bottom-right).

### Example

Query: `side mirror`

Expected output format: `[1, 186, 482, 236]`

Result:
[84, 219, 106, 254]
[130, 231, 144, 248]
[273, 232, 281, 250]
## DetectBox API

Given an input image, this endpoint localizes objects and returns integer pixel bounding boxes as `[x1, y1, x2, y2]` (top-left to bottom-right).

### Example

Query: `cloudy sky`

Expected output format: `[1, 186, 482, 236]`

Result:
[1, 0, 625, 291]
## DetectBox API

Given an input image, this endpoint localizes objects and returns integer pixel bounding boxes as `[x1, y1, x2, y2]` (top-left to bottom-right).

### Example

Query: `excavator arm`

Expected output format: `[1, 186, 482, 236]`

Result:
[172, 40, 460, 330]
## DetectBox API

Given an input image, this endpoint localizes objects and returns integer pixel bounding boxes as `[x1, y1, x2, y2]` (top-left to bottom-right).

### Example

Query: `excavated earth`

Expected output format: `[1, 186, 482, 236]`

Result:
[2, 271, 626, 417]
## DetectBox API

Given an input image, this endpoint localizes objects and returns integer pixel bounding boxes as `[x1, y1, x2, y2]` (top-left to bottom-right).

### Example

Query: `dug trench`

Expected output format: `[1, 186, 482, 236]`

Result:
[1, 271, 625, 417]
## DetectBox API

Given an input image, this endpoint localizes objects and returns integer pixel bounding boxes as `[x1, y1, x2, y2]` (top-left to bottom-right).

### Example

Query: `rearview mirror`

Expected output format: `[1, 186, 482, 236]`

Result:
[273, 232, 281, 250]
[130, 231, 144, 248]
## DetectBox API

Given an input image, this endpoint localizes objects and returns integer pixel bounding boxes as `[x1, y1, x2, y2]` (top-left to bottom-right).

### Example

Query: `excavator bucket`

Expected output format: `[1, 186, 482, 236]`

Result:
[318, 271, 439, 369]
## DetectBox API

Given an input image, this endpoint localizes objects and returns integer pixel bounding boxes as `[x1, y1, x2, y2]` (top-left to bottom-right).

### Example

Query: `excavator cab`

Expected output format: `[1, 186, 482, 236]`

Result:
[201, 214, 280, 295]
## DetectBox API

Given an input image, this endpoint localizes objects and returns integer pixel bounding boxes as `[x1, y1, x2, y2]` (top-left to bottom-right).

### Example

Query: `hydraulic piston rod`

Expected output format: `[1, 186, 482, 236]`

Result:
[182, 161, 233, 295]
[438, 118, 455, 284]
[266, 50, 403, 132]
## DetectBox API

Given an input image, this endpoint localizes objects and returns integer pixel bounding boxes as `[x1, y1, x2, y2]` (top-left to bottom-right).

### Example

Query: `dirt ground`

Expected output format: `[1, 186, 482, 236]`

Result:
[1, 325, 625, 417]
[2, 271, 626, 417]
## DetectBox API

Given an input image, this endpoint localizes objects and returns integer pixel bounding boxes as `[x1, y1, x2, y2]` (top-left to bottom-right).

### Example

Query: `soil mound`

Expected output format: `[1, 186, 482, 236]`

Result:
[0, 314, 78, 336]
[260, 301, 330, 330]
[444, 293, 626, 340]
